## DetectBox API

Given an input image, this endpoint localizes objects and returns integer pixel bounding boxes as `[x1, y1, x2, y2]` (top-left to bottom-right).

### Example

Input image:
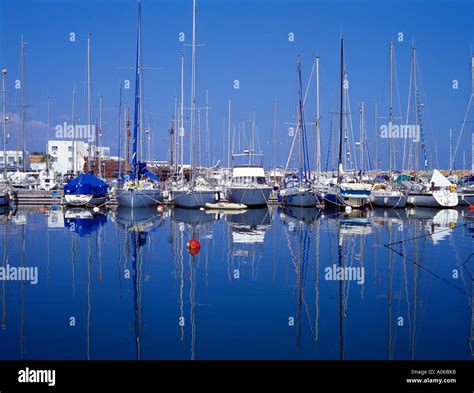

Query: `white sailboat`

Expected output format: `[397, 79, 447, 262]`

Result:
[324, 37, 371, 209]
[279, 56, 318, 207]
[170, 0, 216, 209]
[371, 41, 407, 208]
[65, 33, 109, 207]
[404, 45, 457, 208]
[407, 169, 458, 207]
[115, 0, 162, 208]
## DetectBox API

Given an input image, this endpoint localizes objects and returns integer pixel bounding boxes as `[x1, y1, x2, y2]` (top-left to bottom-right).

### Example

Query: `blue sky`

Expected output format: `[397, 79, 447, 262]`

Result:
[0, 0, 473, 170]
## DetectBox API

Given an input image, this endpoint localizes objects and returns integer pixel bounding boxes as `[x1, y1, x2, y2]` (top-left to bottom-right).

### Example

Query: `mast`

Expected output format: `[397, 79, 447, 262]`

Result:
[360, 102, 365, 175]
[118, 85, 122, 179]
[337, 37, 344, 182]
[125, 105, 130, 166]
[272, 100, 276, 180]
[179, 53, 184, 175]
[205, 89, 209, 168]
[2, 68, 7, 179]
[197, 109, 201, 168]
[297, 57, 303, 180]
[389, 40, 393, 178]
[131, 0, 142, 181]
[374, 102, 378, 172]
[316, 56, 321, 182]
[227, 99, 231, 168]
[99, 94, 103, 178]
[412, 44, 418, 179]
[190, 0, 197, 182]
[71, 90, 76, 174]
[449, 128, 452, 171]
[21, 37, 26, 171]
[87, 33, 92, 172]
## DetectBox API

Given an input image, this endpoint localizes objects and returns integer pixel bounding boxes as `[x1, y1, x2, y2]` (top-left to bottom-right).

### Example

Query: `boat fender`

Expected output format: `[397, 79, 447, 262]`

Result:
[449, 184, 456, 193]
[187, 239, 201, 255]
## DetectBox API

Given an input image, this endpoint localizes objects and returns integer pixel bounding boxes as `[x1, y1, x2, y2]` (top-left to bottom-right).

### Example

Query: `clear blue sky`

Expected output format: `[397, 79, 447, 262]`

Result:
[0, 0, 473, 170]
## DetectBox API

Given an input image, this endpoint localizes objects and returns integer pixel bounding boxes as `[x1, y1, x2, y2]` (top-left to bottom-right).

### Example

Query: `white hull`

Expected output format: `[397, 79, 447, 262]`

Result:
[407, 191, 458, 208]
[371, 191, 407, 208]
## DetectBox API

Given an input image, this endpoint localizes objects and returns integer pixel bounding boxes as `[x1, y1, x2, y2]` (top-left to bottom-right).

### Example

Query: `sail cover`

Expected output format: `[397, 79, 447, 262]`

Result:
[64, 172, 109, 196]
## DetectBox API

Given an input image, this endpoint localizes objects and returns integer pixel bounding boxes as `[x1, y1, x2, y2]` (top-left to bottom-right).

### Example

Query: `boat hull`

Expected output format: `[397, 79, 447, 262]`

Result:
[0, 192, 9, 206]
[279, 188, 318, 207]
[227, 186, 272, 207]
[407, 191, 458, 208]
[324, 189, 371, 209]
[65, 194, 107, 207]
[458, 192, 474, 206]
[116, 189, 162, 208]
[171, 189, 217, 209]
[371, 193, 408, 208]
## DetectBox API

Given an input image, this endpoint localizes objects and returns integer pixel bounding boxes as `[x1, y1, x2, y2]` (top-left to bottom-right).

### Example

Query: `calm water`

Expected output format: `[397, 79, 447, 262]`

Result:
[0, 204, 473, 360]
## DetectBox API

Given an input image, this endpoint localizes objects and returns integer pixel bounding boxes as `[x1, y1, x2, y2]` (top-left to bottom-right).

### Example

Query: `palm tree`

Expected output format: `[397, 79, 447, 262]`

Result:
[40, 153, 56, 174]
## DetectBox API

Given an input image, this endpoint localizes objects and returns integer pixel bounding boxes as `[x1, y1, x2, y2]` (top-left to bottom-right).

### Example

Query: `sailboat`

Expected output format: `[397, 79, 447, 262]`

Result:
[115, 0, 163, 208]
[371, 41, 408, 208]
[324, 37, 371, 209]
[170, 0, 216, 209]
[279, 56, 318, 207]
[64, 33, 109, 207]
[405, 45, 457, 208]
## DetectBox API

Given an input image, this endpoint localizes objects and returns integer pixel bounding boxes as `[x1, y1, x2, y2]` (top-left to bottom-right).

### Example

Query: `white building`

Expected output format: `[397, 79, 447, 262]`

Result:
[48, 140, 87, 175]
[47, 140, 110, 175]
[0, 150, 30, 170]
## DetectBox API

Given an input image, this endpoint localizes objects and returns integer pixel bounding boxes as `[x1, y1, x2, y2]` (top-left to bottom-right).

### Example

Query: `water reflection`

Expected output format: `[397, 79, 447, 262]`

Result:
[0, 205, 471, 360]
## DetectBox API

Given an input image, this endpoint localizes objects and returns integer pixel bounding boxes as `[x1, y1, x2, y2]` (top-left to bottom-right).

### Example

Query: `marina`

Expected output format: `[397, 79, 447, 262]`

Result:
[0, 0, 473, 385]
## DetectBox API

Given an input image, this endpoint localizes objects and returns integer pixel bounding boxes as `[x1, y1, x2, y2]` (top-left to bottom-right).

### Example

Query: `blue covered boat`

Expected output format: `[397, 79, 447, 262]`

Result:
[64, 172, 109, 207]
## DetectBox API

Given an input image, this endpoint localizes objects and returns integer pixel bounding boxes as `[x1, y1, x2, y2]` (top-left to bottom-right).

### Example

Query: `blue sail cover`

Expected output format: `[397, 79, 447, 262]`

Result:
[64, 173, 109, 196]
[118, 162, 161, 183]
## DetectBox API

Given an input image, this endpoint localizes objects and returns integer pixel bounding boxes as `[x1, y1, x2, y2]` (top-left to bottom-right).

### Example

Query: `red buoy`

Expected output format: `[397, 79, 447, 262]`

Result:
[468, 205, 474, 211]
[187, 239, 201, 255]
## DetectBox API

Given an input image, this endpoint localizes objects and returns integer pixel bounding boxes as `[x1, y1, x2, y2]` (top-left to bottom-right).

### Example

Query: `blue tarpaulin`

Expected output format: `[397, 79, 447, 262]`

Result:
[64, 173, 109, 196]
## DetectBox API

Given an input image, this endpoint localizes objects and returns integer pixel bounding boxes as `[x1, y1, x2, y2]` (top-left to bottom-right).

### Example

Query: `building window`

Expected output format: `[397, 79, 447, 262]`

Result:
[68, 146, 72, 152]
[51, 146, 58, 153]
[68, 157, 73, 163]
[8, 157, 14, 163]
[0, 157, 3, 163]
